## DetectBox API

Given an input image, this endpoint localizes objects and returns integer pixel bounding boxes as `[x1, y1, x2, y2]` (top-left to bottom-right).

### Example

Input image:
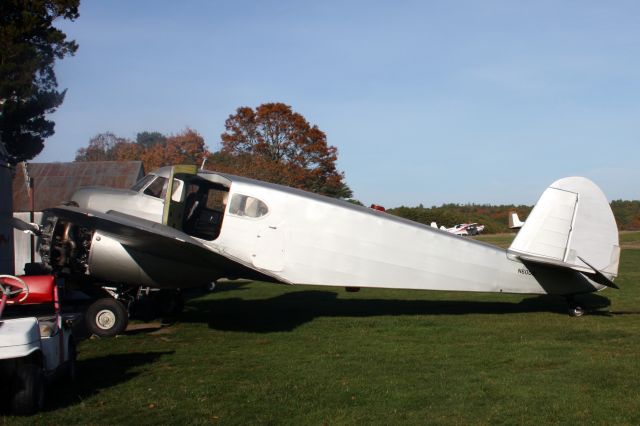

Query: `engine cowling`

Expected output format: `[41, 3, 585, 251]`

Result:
[39, 215, 215, 288]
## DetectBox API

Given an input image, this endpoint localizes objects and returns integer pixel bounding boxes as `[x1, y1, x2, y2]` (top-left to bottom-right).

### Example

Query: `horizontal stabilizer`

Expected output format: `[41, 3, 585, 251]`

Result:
[577, 256, 619, 289]
[510, 251, 618, 289]
[512, 251, 591, 273]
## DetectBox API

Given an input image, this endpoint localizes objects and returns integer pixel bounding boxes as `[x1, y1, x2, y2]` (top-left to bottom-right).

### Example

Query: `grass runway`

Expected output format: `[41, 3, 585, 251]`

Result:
[4, 232, 640, 425]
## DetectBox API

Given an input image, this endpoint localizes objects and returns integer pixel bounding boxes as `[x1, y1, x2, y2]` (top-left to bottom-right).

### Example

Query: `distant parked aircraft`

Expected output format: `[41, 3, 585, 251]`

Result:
[445, 223, 485, 236]
[429, 222, 485, 236]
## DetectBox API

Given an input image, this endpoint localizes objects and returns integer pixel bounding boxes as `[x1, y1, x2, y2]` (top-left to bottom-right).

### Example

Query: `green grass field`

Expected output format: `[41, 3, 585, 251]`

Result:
[4, 233, 640, 425]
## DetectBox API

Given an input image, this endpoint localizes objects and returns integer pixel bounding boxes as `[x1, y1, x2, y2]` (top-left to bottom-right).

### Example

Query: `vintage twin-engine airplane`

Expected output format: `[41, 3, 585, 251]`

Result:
[34, 165, 620, 335]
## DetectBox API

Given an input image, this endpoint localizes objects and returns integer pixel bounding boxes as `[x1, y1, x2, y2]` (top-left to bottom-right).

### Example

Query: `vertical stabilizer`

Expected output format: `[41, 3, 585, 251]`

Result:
[508, 177, 619, 277]
[508, 212, 525, 229]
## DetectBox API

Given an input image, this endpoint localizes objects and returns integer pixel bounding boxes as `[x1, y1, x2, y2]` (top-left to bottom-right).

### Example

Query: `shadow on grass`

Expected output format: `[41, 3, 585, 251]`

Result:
[182, 281, 252, 298]
[43, 351, 174, 412]
[182, 290, 611, 333]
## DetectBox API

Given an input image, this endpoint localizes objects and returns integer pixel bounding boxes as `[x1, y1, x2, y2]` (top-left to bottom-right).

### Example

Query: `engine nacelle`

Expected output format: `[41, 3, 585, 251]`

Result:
[40, 215, 216, 289]
[87, 232, 154, 286]
[87, 231, 216, 288]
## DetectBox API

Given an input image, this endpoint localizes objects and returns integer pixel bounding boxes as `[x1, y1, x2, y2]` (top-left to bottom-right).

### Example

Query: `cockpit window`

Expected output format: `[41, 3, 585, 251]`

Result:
[130, 175, 155, 192]
[137, 175, 184, 201]
[144, 177, 168, 198]
[228, 194, 269, 218]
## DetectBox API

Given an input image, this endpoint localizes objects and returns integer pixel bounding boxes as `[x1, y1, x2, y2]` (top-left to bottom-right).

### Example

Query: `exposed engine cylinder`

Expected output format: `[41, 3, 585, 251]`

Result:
[39, 214, 93, 275]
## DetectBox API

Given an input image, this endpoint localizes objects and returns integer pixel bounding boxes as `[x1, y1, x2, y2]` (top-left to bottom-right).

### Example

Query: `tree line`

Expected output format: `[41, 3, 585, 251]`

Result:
[388, 201, 640, 233]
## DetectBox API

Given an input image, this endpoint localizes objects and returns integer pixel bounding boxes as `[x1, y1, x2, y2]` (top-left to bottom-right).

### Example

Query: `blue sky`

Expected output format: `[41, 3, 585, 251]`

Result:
[39, 0, 640, 207]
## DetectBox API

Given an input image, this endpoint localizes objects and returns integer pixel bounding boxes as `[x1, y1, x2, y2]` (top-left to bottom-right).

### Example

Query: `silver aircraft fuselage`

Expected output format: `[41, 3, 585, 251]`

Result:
[51, 166, 615, 298]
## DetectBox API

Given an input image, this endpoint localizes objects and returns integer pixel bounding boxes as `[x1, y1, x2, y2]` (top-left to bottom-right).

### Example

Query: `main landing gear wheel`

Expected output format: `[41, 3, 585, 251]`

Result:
[86, 298, 129, 337]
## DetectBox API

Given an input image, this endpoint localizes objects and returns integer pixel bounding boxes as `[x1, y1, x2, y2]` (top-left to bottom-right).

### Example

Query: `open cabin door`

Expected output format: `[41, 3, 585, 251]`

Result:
[162, 165, 198, 230]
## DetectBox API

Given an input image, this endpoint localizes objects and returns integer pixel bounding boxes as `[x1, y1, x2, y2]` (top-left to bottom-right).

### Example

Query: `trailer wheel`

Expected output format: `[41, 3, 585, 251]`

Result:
[11, 363, 45, 415]
[86, 298, 129, 337]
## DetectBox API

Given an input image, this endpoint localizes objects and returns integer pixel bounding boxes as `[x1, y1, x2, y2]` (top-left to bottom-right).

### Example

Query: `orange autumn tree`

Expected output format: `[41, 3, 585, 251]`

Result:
[112, 140, 143, 161]
[140, 128, 207, 170]
[75, 128, 207, 171]
[208, 102, 352, 198]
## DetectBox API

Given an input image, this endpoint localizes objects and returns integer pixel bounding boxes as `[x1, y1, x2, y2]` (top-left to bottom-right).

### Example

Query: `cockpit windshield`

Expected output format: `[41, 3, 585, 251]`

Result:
[130, 175, 156, 192]
[130, 174, 183, 202]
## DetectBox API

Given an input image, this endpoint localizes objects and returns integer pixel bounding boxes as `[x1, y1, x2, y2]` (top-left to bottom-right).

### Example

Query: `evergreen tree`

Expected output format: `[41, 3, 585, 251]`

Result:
[0, 0, 79, 162]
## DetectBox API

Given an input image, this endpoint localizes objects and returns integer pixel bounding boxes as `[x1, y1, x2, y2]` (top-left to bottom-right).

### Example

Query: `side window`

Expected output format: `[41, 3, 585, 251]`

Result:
[171, 179, 184, 202]
[228, 194, 269, 218]
[205, 188, 227, 210]
[143, 176, 168, 198]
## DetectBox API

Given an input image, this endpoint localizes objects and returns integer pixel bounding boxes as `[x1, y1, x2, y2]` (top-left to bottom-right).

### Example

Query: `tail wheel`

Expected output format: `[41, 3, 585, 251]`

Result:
[569, 305, 585, 317]
[567, 296, 586, 317]
[86, 298, 129, 337]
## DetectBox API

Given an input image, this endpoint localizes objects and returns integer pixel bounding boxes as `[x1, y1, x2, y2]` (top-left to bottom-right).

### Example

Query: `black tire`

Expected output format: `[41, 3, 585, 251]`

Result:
[86, 298, 129, 337]
[11, 363, 45, 415]
[569, 305, 585, 317]
[65, 338, 77, 382]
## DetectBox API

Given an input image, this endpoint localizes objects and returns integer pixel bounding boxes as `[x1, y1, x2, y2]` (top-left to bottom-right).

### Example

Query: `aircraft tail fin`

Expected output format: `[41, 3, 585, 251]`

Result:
[508, 212, 525, 229]
[507, 177, 620, 281]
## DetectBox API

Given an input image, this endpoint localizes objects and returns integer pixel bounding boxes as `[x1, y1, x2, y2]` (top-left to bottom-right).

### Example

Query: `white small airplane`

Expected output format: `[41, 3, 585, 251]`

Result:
[445, 223, 485, 236]
[25, 165, 619, 335]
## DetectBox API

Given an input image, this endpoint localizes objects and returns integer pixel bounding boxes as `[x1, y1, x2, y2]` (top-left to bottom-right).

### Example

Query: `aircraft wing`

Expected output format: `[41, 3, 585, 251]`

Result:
[44, 206, 276, 283]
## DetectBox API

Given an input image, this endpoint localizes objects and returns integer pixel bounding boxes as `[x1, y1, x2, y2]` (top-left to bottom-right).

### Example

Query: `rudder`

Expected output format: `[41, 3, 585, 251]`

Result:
[508, 177, 619, 279]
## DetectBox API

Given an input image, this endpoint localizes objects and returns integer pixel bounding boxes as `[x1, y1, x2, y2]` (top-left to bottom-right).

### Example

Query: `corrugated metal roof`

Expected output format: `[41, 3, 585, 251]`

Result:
[12, 161, 145, 212]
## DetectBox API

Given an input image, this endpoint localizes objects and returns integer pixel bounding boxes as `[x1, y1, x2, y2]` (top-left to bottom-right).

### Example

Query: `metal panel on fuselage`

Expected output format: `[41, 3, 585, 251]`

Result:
[212, 180, 548, 295]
